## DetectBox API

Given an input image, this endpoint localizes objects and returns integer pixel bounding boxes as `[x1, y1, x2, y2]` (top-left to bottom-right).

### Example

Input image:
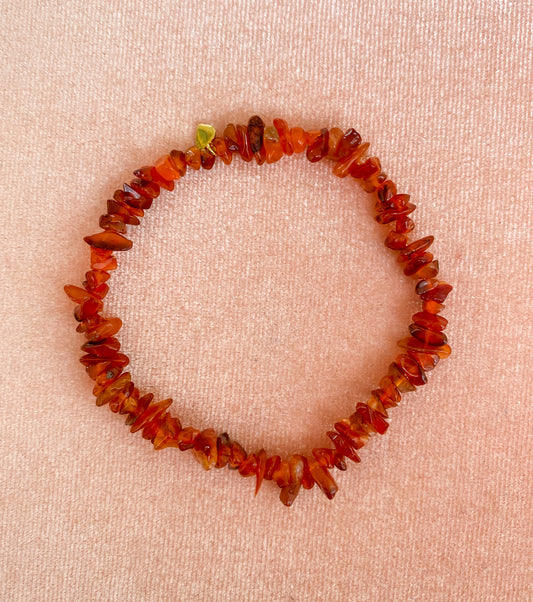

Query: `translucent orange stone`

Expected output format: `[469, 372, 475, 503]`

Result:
[375, 202, 417, 225]
[214, 432, 232, 468]
[154, 154, 181, 181]
[308, 460, 338, 500]
[412, 259, 439, 279]
[176, 426, 200, 450]
[253, 144, 267, 165]
[93, 366, 123, 396]
[169, 150, 188, 177]
[85, 317, 122, 342]
[301, 457, 314, 489]
[375, 192, 410, 213]
[152, 414, 183, 450]
[388, 362, 416, 392]
[84, 270, 110, 289]
[412, 311, 448, 332]
[264, 455, 281, 480]
[223, 123, 239, 152]
[255, 449, 267, 495]
[327, 431, 361, 464]
[355, 402, 389, 435]
[247, 115, 264, 154]
[408, 350, 440, 372]
[395, 354, 428, 387]
[64, 285, 96, 304]
[211, 137, 232, 165]
[385, 231, 408, 250]
[403, 252, 434, 276]
[273, 118, 294, 155]
[193, 428, 218, 470]
[326, 127, 343, 159]
[289, 127, 307, 153]
[95, 372, 131, 407]
[397, 336, 451, 359]
[409, 324, 448, 346]
[334, 418, 369, 448]
[263, 126, 284, 163]
[184, 146, 201, 170]
[271, 460, 290, 488]
[375, 180, 398, 204]
[350, 157, 381, 180]
[279, 455, 304, 506]
[200, 149, 216, 170]
[84, 232, 133, 251]
[335, 128, 362, 159]
[394, 216, 415, 233]
[109, 381, 135, 414]
[312, 447, 335, 469]
[378, 375, 401, 407]
[130, 397, 173, 436]
[306, 128, 329, 162]
[422, 300, 445, 314]
[367, 390, 390, 415]
[99, 214, 126, 233]
[398, 236, 434, 262]
[81, 337, 120, 356]
[419, 282, 453, 303]
[236, 125, 253, 161]
[229, 441, 247, 469]
[238, 453, 257, 477]
[332, 143, 369, 178]
[107, 199, 141, 225]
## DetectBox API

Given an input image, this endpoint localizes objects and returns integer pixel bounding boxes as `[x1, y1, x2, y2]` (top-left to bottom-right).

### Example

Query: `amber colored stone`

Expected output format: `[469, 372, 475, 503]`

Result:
[395, 354, 428, 387]
[308, 460, 338, 500]
[154, 154, 181, 181]
[93, 366, 123, 396]
[355, 402, 389, 435]
[273, 118, 294, 155]
[398, 236, 434, 262]
[90, 247, 116, 271]
[415, 278, 439, 295]
[255, 449, 267, 495]
[247, 115, 264, 153]
[122, 184, 152, 210]
[312, 447, 335, 469]
[211, 137, 232, 165]
[238, 453, 258, 477]
[397, 336, 451, 359]
[119, 386, 140, 415]
[193, 428, 218, 469]
[408, 350, 440, 372]
[107, 199, 141, 226]
[395, 216, 415, 234]
[332, 142, 369, 178]
[85, 317, 122, 342]
[280, 455, 304, 506]
[129, 178, 160, 200]
[412, 311, 448, 332]
[264, 455, 281, 480]
[81, 337, 120, 356]
[419, 282, 453, 303]
[130, 397, 173, 434]
[80, 350, 128, 368]
[82, 280, 108, 299]
[167, 150, 187, 177]
[84, 270, 110, 290]
[327, 431, 361, 464]
[375, 192, 411, 213]
[376, 202, 417, 225]
[301, 457, 314, 489]
[272, 460, 290, 488]
[367, 391, 389, 417]
[223, 123, 240, 152]
[263, 126, 284, 163]
[124, 393, 151, 425]
[153, 414, 183, 450]
[412, 260, 439, 279]
[350, 156, 381, 180]
[85, 359, 120, 381]
[334, 418, 369, 448]
[228, 441, 247, 469]
[422, 300, 445, 314]
[84, 231, 133, 251]
[335, 128, 362, 159]
[306, 128, 329, 162]
[64, 285, 96, 304]
[176, 426, 200, 450]
[409, 324, 448, 346]
[215, 433, 232, 468]
[385, 231, 408, 250]
[184, 146, 201, 170]
[388, 361, 416, 392]
[99, 213, 126, 234]
[95, 372, 132, 407]
[108, 381, 135, 414]
[253, 144, 267, 165]
[289, 127, 307, 153]
[236, 125, 253, 161]
[132, 166, 153, 180]
[375, 180, 398, 204]
[326, 127, 343, 159]
[378, 375, 402, 407]
[200, 149, 216, 169]
[403, 252, 434, 276]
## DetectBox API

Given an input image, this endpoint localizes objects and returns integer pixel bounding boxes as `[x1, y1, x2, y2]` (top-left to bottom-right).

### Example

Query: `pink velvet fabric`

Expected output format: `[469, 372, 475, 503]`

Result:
[1, 1, 531, 599]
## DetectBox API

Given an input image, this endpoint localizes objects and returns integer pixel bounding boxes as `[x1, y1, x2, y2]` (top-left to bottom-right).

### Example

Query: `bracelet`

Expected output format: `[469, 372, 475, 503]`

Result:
[65, 116, 452, 506]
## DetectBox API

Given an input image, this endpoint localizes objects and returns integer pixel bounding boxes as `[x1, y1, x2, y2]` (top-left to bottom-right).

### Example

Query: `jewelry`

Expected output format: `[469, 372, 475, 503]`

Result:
[65, 116, 452, 506]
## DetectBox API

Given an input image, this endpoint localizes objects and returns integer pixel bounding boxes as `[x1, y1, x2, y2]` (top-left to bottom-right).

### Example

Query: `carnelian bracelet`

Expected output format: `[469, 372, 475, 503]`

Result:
[65, 116, 452, 506]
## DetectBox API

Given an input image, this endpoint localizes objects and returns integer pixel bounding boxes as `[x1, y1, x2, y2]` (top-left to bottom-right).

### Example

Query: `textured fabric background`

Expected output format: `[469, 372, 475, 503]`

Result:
[1, 1, 531, 600]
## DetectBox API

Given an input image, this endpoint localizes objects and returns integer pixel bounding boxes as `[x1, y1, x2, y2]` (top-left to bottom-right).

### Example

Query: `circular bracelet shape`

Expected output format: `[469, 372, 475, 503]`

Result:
[65, 116, 452, 506]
